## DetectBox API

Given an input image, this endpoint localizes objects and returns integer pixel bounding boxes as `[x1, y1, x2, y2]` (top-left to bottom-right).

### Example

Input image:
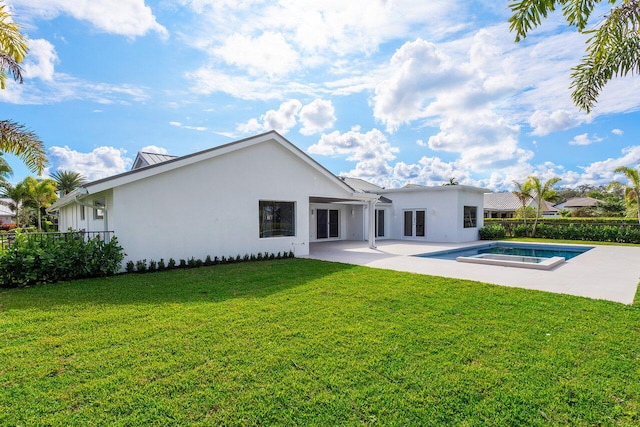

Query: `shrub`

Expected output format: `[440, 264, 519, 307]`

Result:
[204, 255, 213, 266]
[479, 224, 506, 240]
[179, 259, 187, 268]
[187, 257, 197, 268]
[158, 258, 166, 271]
[136, 259, 147, 273]
[148, 260, 157, 273]
[126, 260, 135, 274]
[0, 232, 125, 288]
[168, 258, 176, 269]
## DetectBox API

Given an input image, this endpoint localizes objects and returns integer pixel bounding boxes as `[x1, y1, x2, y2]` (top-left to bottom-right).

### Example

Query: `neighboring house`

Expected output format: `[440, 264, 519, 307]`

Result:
[49, 132, 488, 263]
[0, 198, 16, 224]
[554, 197, 600, 211]
[484, 192, 558, 218]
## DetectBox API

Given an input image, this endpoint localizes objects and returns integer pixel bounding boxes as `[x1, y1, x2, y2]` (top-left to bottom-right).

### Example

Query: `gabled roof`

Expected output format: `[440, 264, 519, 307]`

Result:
[131, 152, 178, 170]
[539, 200, 559, 213]
[559, 197, 600, 208]
[49, 131, 377, 211]
[484, 192, 535, 211]
[338, 177, 393, 203]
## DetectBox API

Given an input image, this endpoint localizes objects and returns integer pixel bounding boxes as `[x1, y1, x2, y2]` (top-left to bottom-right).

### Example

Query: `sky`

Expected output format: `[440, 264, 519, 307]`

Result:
[1, 0, 639, 191]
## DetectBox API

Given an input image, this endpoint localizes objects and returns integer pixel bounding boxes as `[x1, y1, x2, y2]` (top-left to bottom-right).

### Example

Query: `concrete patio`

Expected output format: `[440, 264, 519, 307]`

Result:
[307, 240, 640, 304]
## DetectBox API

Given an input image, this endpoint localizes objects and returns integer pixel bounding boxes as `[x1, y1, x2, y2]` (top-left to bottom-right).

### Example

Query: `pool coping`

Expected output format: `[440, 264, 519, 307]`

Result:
[456, 253, 565, 270]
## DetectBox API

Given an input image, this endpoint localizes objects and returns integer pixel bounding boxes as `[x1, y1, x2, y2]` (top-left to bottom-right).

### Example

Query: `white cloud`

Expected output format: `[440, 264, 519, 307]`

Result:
[427, 110, 531, 171]
[49, 146, 132, 181]
[569, 133, 602, 146]
[169, 121, 207, 131]
[528, 110, 586, 136]
[186, 68, 287, 100]
[612, 129, 624, 136]
[237, 99, 334, 136]
[236, 100, 302, 135]
[140, 145, 168, 154]
[309, 127, 399, 179]
[214, 32, 299, 77]
[299, 99, 336, 135]
[0, 74, 149, 105]
[22, 39, 57, 81]
[372, 38, 466, 132]
[12, 0, 167, 38]
[576, 146, 640, 185]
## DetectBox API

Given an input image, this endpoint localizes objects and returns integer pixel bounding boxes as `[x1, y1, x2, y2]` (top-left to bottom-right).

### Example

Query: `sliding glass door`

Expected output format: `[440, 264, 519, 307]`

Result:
[317, 209, 339, 239]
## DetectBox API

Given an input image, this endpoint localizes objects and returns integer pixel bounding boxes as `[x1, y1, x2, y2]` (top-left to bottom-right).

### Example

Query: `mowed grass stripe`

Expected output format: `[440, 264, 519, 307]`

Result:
[1, 259, 639, 425]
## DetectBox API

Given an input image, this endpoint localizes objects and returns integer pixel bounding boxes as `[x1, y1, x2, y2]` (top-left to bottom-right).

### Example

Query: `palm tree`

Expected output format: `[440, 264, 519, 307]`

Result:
[528, 175, 561, 237]
[512, 179, 533, 232]
[509, 0, 640, 112]
[0, 181, 24, 226]
[0, 7, 48, 175]
[0, 4, 28, 89]
[0, 153, 12, 182]
[51, 170, 86, 195]
[614, 166, 640, 225]
[21, 176, 58, 231]
[443, 177, 459, 186]
[0, 120, 47, 175]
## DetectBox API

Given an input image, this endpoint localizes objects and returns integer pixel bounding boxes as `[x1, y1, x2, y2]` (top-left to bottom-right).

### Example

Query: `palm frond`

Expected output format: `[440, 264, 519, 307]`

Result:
[0, 120, 48, 175]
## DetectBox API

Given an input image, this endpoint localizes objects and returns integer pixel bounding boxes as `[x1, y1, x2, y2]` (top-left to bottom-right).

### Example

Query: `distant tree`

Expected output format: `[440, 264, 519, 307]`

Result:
[443, 177, 459, 186]
[20, 176, 57, 231]
[528, 175, 561, 236]
[512, 179, 534, 230]
[613, 165, 640, 225]
[509, 0, 640, 112]
[0, 4, 28, 89]
[51, 170, 86, 195]
[0, 181, 24, 226]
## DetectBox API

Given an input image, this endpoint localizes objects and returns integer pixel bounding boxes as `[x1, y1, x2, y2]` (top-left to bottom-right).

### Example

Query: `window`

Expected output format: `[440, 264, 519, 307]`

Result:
[463, 206, 477, 228]
[80, 205, 85, 221]
[94, 199, 105, 220]
[259, 201, 295, 238]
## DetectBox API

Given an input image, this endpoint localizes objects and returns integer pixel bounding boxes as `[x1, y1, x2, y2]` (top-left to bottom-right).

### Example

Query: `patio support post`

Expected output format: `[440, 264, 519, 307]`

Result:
[368, 199, 377, 249]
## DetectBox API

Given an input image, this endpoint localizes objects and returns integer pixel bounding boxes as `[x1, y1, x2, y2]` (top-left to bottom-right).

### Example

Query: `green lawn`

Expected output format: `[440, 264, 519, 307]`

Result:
[2, 259, 639, 426]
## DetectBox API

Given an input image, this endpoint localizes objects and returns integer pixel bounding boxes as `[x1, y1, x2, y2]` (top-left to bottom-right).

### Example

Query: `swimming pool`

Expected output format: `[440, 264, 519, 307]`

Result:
[418, 242, 593, 261]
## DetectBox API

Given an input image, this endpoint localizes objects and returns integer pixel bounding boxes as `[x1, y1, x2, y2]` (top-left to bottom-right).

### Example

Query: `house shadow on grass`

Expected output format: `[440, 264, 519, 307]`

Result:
[1, 259, 359, 310]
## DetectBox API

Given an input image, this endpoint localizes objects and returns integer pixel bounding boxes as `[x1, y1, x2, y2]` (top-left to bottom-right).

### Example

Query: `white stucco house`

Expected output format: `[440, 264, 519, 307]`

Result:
[48, 131, 488, 263]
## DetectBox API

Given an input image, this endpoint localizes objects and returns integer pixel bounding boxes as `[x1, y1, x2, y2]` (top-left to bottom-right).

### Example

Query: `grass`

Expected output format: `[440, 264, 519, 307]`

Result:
[501, 237, 640, 246]
[1, 259, 639, 425]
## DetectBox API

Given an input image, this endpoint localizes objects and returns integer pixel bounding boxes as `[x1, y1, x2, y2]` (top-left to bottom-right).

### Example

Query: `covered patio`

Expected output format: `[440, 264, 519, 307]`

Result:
[307, 240, 640, 304]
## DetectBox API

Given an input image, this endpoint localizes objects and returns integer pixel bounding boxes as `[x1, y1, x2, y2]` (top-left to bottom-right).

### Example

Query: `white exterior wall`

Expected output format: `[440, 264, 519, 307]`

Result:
[57, 191, 110, 232]
[91, 140, 357, 262]
[374, 188, 484, 243]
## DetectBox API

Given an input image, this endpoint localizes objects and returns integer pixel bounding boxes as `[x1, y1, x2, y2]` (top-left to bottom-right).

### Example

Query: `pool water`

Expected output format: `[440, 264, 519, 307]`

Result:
[418, 242, 593, 261]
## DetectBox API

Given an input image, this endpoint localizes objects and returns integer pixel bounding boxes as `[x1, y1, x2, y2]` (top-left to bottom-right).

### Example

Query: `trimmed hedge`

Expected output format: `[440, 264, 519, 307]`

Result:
[128, 250, 296, 273]
[0, 231, 124, 288]
[480, 221, 640, 244]
[485, 217, 639, 225]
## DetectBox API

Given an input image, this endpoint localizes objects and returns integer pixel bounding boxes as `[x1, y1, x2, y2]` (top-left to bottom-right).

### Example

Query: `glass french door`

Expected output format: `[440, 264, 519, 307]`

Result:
[375, 209, 385, 237]
[403, 210, 426, 238]
[317, 209, 339, 239]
